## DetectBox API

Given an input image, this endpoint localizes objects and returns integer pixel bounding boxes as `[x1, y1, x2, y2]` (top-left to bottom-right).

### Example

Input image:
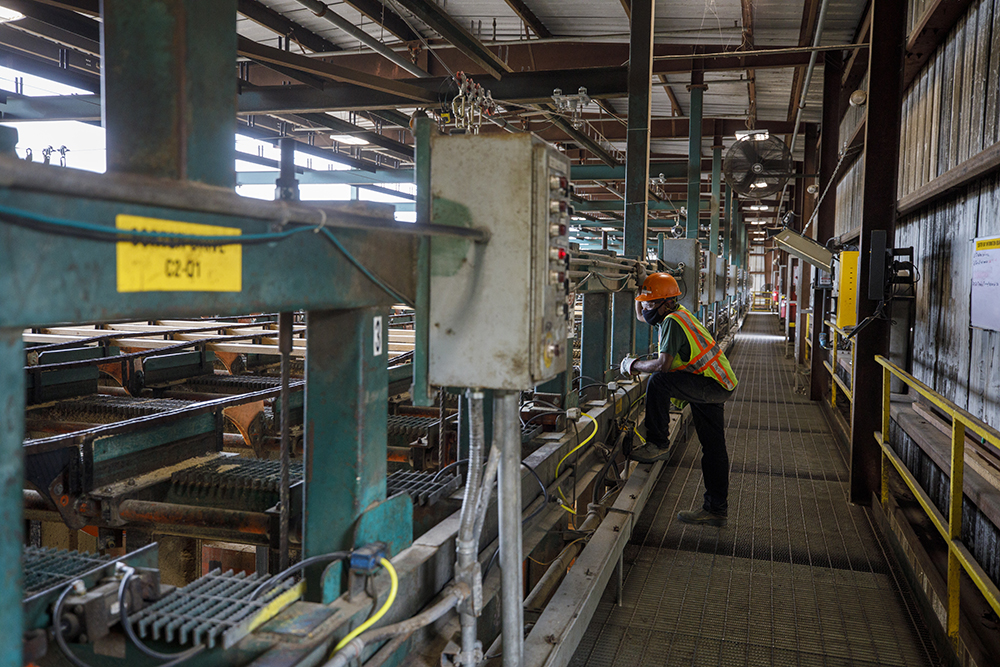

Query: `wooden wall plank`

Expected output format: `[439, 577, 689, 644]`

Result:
[967, 175, 1000, 424]
[986, 0, 1000, 145]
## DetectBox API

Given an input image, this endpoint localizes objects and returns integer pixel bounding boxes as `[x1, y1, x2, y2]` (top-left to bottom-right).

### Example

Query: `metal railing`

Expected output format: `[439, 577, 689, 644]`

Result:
[824, 320, 854, 407]
[874, 355, 1000, 648]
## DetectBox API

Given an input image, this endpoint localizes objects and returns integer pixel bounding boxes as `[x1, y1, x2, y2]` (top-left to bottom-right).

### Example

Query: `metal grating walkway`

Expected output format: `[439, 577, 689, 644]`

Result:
[572, 313, 943, 667]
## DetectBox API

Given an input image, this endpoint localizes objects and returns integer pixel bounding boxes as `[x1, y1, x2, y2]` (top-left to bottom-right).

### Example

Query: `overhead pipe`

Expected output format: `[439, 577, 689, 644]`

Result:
[776, 0, 832, 219]
[295, 0, 431, 78]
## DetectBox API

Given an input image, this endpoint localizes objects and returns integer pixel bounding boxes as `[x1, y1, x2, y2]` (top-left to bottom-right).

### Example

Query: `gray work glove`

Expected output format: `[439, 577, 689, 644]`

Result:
[620, 354, 638, 377]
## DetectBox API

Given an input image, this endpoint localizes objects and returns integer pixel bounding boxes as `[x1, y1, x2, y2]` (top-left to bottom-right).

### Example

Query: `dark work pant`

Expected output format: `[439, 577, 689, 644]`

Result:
[645, 371, 734, 515]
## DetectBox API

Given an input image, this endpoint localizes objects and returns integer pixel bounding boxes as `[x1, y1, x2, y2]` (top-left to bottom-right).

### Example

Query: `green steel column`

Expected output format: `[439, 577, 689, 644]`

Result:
[623, 0, 654, 259]
[304, 308, 388, 569]
[611, 292, 633, 367]
[709, 143, 722, 255]
[412, 116, 433, 407]
[723, 185, 732, 262]
[102, 0, 236, 187]
[0, 329, 23, 667]
[685, 72, 706, 239]
[580, 293, 610, 385]
[656, 232, 665, 262]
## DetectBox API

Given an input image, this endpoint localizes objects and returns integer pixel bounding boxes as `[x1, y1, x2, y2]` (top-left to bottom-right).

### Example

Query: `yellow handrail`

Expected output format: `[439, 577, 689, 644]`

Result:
[874, 354, 1000, 649]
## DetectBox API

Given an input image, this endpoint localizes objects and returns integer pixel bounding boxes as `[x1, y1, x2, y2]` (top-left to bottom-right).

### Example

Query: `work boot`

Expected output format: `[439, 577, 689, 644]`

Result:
[629, 442, 671, 463]
[677, 508, 727, 527]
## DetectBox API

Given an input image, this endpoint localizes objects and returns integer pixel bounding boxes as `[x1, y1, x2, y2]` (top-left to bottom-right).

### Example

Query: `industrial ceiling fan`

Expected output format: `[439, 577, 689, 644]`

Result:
[723, 131, 794, 200]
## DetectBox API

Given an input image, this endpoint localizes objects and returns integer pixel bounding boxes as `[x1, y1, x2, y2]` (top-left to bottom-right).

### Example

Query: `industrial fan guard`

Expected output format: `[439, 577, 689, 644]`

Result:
[723, 133, 793, 200]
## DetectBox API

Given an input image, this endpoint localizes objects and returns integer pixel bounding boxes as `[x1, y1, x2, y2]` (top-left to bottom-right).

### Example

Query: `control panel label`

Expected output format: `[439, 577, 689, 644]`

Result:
[116, 215, 242, 292]
[373, 316, 383, 356]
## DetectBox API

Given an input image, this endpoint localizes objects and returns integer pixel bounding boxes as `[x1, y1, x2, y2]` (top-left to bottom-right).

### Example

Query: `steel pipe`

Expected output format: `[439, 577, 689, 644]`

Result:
[118, 500, 270, 535]
[295, 0, 431, 78]
[457, 389, 486, 667]
[496, 390, 524, 667]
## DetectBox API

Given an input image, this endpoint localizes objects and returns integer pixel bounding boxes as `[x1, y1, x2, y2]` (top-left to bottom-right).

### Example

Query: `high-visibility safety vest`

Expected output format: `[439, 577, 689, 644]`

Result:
[662, 306, 738, 391]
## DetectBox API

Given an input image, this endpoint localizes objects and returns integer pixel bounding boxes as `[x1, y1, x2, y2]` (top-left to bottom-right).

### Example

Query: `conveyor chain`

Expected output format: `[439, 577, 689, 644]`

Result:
[387, 415, 439, 438]
[386, 470, 461, 506]
[31, 395, 196, 424]
[129, 569, 297, 649]
[22, 546, 111, 597]
[171, 457, 303, 494]
[185, 375, 284, 392]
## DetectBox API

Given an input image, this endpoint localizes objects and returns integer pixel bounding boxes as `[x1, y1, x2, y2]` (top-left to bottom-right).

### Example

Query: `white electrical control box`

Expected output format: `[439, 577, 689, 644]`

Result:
[427, 133, 572, 390]
[659, 238, 701, 313]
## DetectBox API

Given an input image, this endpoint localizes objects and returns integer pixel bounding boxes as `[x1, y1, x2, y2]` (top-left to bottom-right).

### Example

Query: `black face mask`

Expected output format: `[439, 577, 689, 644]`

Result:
[642, 304, 667, 326]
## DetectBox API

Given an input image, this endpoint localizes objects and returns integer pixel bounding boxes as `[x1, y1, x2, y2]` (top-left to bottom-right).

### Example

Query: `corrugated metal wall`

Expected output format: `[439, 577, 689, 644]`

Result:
[890, 0, 1000, 425]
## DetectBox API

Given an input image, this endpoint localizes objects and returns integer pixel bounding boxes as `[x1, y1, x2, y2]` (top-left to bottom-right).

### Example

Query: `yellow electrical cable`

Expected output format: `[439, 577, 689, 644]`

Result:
[332, 557, 398, 653]
[555, 413, 597, 512]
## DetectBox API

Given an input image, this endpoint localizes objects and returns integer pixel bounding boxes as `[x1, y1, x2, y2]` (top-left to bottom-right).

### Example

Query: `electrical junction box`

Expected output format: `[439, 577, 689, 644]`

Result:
[714, 256, 726, 300]
[700, 251, 716, 304]
[659, 238, 701, 313]
[727, 264, 736, 297]
[427, 133, 571, 391]
[834, 250, 859, 329]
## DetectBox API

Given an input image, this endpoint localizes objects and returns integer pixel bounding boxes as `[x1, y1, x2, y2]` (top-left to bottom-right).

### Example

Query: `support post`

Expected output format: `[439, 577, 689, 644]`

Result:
[623, 0, 654, 260]
[580, 293, 610, 384]
[496, 391, 523, 667]
[611, 293, 633, 369]
[303, 307, 389, 591]
[811, 52, 842, 401]
[412, 115, 433, 406]
[102, 0, 236, 187]
[0, 329, 24, 667]
[709, 138, 722, 255]
[851, 0, 904, 504]
[797, 124, 818, 364]
[686, 70, 706, 239]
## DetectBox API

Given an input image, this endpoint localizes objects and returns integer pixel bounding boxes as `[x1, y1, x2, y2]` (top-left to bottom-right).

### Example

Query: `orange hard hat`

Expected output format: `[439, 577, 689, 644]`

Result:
[636, 273, 681, 301]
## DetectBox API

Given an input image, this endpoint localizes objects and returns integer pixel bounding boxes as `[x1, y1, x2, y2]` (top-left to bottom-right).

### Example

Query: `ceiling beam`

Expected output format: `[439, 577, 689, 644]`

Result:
[297, 112, 414, 159]
[341, 0, 420, 43]
[28, 0, 97, 16]
[366, 109, 412, 128]
[391, 0, 512, 79]
[0, 47, 99, 93]
[237, 36, 437, 103]
[238, 118, 383, 172]
[0, 0, 99, 43]
[0, 24, 99, 78]
[238, 0, 342, 54]
[502, 0, 553, 39]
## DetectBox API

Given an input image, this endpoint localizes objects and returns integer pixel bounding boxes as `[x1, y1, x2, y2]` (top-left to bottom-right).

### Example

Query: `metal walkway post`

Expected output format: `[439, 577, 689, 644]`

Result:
[686, 70, 706, 239]
[496, 391, 523, 667]
[581, 293, 610, 384]
[0, 330, 24, 667]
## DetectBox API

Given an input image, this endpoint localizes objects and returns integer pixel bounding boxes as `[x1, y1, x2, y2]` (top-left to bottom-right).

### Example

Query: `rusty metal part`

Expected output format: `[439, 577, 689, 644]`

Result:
[119, 499, 270, 535]
[222, 400, 267, 456]
[214, 350, 245, 375]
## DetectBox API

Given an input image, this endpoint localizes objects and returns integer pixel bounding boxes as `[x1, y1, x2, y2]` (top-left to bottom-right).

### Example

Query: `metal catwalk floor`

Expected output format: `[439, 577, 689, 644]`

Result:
[572, 313, 943, 667]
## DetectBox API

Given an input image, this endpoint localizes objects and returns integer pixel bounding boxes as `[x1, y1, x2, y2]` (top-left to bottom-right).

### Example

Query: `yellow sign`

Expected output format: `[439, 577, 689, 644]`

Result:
[116, 215, 242, 292]
[976, 237, 1000, 251]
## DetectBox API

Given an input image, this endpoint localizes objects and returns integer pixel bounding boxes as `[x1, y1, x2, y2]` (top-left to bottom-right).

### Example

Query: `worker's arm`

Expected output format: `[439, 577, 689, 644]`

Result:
[632, 351, 672, 374]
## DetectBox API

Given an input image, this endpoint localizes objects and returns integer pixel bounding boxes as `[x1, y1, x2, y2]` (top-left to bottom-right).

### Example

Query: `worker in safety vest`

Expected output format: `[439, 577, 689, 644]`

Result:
[619, 272, 738, 527]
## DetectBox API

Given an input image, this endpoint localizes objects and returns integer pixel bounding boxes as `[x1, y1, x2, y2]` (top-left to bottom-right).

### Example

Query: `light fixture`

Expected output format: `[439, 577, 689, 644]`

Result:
[752, 181, 769, 189]
[849, 90, 867, 107]
[329, 134, 369, 145]
[748, 204, 769, 211]
[0, 7, 24, 22]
